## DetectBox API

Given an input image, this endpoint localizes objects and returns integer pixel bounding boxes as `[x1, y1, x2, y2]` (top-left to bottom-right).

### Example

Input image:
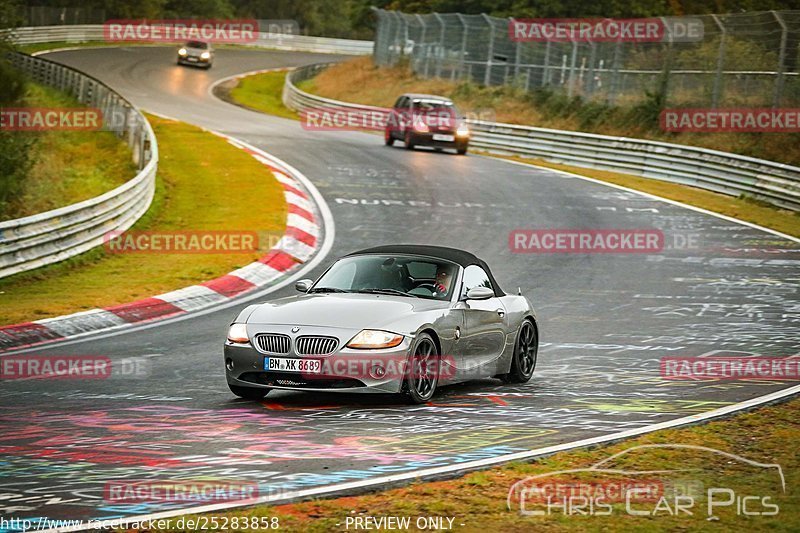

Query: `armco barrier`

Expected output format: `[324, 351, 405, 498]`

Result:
[0, 52, 157, 279]
[284, 63, 800, 212]
[4, 25, 373, 55]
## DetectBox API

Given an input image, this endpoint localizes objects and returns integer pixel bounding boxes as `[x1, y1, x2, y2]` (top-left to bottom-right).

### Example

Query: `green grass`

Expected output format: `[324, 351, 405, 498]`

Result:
[0, 114, 286, 325]
[0, 82, 136, 220]
[227, 70, 298, 120]
[140, 395, 800, 532]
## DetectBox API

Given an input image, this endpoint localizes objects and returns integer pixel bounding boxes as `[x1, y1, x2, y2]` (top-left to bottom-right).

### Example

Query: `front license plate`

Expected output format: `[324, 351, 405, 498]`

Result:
[264, 357, 321, 373]
[187, 57, 198, 62]
[433, 134, 454, 142]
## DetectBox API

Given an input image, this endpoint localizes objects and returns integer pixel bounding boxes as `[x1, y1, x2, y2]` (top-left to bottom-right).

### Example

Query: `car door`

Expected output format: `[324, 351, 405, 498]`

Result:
[457, 265, 507, 373]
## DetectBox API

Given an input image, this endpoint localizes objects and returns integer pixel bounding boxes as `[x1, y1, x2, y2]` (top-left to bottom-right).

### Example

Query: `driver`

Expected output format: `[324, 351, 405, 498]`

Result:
[434, 265, 453, 297]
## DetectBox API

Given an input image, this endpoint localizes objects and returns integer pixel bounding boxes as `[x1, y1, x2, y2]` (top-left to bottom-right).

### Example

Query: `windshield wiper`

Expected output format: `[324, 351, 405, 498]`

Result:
[309, 287, 349, 293]
[357, 288, 421, 298]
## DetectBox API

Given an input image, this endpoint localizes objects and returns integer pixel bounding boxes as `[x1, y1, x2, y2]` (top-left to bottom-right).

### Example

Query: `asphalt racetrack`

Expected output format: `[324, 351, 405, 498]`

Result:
[1, 47, 799, 526]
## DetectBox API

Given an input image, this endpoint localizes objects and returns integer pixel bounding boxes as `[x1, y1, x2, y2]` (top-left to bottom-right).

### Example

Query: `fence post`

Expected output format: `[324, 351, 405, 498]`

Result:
[542, 41, 551, 87]
[711, 14, 726, 108]
[457, 14, 468, 81]
[434, 12, 445, 78]
[772, 10, 788, 108]
[566, 38, 578, 98]
[390, 11, 402, 65]
[417, 14, 427, 76]
[659, 16, 674, 108]
[482, 14, 495, 86]
[607, 40, 622, 105]
[585, 40, 597, 98]
[511, 17, 521, 80]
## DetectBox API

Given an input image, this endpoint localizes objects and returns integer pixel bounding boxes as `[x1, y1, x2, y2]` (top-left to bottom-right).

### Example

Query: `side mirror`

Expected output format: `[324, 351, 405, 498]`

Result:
[465, 286, 494, 300]
[295, 279, 313, 293]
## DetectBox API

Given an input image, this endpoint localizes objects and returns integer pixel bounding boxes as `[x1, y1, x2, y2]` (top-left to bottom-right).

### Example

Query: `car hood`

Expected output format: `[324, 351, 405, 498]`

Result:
[246, 293, 449, 330]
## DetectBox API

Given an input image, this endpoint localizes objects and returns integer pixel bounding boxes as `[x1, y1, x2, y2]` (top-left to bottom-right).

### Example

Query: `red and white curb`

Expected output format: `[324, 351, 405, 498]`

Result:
[0, 135, 325, 353]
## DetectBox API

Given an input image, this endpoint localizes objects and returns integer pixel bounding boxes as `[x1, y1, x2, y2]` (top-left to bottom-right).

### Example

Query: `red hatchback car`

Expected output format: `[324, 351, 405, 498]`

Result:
[384, 93, 470, 155]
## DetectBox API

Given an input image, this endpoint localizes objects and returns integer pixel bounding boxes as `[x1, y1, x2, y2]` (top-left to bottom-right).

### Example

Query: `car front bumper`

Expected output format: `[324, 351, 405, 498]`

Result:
[407, 132, 469, 149]
[178, 55, 211, 65]
[224, 330, 416, 394]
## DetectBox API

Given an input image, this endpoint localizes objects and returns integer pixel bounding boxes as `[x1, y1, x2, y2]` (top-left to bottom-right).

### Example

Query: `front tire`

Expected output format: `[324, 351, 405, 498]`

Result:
[457, 145, 468, 155]
[404, 132, 415, 150]
[384, 128, 394, 146]
[403, 333, 439, 404]
[499, 319, 537, 384]
[228, 383, 269, 400]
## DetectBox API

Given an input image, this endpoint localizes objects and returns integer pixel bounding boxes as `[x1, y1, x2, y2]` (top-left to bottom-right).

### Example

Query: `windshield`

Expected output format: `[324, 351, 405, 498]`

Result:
[311, 254, 459, 301]
[185, 41, 208, 49]
[411, 100, 461, 128]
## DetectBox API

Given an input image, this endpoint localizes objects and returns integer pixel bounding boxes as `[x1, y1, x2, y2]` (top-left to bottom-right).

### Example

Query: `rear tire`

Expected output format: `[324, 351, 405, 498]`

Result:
[403, 333, 439, 404]
[499, 319, 537, 384]
[228, 384, 269, 400]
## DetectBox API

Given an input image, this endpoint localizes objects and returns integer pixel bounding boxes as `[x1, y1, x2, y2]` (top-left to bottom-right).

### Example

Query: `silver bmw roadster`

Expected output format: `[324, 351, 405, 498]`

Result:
[223, 245, 538, 403]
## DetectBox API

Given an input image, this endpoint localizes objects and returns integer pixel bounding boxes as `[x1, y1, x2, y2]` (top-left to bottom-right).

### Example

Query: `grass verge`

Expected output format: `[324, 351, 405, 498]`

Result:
[1, 82, 135, 220]
[0, 114, 286, 325]
[221, 70, 298, 120]
[138, 395, 800, 532]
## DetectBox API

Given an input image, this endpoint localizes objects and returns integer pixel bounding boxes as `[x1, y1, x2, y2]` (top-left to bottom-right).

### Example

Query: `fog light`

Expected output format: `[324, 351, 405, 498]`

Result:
[369, 364, 386, 379]
[225, 358, 234, 371]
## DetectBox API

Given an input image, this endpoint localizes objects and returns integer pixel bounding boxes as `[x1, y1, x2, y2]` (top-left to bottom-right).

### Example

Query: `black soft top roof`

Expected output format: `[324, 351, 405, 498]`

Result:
[347, 244, 504, 296]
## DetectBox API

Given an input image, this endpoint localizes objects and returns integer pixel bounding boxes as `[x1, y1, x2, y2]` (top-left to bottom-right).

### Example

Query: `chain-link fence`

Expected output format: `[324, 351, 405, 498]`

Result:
[373, 9, 800, 108]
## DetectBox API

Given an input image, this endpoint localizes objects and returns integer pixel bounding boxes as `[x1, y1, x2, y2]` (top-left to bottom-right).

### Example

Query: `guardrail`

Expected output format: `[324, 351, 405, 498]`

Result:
[0, 53, 157, 279]
[5, 25, 373, 55]
[284, 63, 800, 211]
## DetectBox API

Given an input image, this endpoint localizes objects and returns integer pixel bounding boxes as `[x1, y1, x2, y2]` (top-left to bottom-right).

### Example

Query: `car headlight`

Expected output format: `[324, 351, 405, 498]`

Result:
[456, 124, 470, 137]
[200, 51, 211, 60]
[227, 323, 249, 343]
[347, 330, 404, 349]
[178, 48, 187, 56]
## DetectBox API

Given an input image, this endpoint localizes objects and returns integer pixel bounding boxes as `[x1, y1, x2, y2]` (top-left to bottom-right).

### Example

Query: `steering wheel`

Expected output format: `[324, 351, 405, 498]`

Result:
[416, 282, 447, 296]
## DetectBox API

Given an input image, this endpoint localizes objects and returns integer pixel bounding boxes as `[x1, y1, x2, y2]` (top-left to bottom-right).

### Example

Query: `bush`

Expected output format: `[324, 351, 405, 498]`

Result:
[0, 57, 34, 216]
